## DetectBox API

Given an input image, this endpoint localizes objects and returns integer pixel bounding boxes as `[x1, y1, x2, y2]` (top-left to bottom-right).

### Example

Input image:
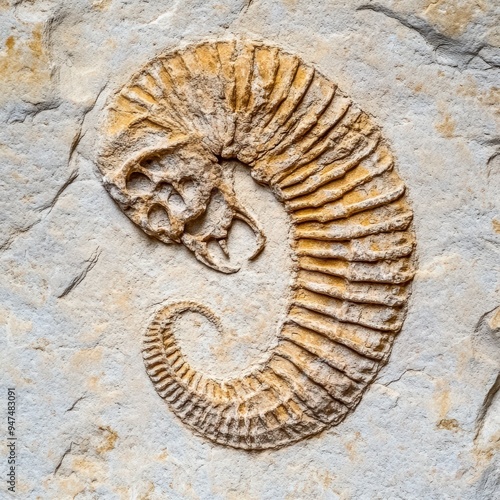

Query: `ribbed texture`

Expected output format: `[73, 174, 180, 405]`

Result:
[99, 40, 416, 450]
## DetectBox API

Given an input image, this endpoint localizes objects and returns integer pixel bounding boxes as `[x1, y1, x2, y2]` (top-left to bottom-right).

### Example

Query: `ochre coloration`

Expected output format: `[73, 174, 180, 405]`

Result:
[97, 40, 416, 450]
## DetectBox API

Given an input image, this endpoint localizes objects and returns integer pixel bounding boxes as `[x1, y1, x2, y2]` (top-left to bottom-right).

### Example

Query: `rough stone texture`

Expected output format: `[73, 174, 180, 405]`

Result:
[0, 0, 499, 498]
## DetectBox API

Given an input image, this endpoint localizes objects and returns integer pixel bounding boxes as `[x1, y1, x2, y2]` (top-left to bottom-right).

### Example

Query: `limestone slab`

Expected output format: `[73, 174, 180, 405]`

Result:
[0, 0, 499, 498]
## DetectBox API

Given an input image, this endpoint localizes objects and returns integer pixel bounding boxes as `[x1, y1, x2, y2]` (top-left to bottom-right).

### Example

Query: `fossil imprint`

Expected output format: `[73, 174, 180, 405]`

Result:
[97, 40, 416, 450]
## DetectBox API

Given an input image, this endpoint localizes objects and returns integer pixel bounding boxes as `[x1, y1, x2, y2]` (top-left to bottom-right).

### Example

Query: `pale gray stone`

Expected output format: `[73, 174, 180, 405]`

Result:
[0, 0, 499, 498]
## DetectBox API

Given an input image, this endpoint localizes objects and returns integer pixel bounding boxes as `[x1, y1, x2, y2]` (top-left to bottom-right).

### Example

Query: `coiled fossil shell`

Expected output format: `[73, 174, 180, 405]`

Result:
[97, 40, 416, 450]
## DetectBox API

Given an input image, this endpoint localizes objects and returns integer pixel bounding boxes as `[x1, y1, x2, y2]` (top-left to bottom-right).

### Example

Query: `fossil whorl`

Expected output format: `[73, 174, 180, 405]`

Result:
[97, 40, 416, 450]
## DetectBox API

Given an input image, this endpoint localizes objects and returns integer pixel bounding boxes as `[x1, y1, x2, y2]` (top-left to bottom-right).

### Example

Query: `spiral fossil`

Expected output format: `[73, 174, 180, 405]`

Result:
[97, 40, 416, 450]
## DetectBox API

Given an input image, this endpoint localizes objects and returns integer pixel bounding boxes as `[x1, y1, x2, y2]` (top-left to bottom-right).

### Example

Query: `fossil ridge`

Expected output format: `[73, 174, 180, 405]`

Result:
[97, 40, 416, 450]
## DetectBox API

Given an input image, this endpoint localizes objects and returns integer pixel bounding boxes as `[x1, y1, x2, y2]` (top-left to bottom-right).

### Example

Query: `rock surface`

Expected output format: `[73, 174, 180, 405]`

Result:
[1, 0, 499, 498]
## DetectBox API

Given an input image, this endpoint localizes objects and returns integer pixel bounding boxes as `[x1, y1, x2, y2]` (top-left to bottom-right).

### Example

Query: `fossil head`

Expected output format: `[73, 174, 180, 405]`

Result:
[108, 142, 265, 273]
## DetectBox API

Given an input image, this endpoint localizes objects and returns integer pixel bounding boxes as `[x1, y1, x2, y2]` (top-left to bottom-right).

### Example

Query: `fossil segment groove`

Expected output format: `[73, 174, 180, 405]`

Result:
[97, 40, 416, 450]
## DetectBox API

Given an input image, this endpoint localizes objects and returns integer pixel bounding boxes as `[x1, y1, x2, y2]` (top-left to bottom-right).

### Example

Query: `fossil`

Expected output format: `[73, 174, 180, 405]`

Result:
[97, 40, 416, 450]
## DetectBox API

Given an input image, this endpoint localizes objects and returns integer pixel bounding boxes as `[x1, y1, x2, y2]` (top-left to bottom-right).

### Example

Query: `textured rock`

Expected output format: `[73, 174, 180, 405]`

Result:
[0, 0, 499, 498]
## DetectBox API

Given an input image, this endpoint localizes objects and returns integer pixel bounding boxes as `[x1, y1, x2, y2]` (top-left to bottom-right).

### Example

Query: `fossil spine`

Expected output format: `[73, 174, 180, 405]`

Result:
[98, 40, 416, 450]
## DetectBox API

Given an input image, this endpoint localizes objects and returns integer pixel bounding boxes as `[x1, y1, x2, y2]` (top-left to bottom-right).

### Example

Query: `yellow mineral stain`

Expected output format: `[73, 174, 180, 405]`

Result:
[5, 35, 14, 50]
[86, 375, 100, 391]
[488, 307, 500, 330]
[8, 315, 33, 336]
[10, 171, 29, 183]
[472, 424, 500, 480]
[21, 193, 35, 203]
[70, 347, 103, 369]
[479, 87, 500, 111]
[457, 75, 478, 98]
[412, 82, 424, 93]
[106, 38, 117, 50]
[492, 219, 500, 233]
[344, 431, 361, 461]
[31, 337, 50, 351]
[97, 426, 118, 454]
[92, 0, 112, 10]
[0, 307, 8, 327]
[322, 470, 334, 488]
[49, 475, 85, 498]
[138, 482, 156, 500]
[72, 456, 101, 477]
[27, 26, 43, 55]
[437, 418, 460, 431]
[422, 0, 486, 38]
[0, 25, 52, 104]
[434, 379, 451, 420]
[435, 113, 456, 138]
[457, 76, 499, 112]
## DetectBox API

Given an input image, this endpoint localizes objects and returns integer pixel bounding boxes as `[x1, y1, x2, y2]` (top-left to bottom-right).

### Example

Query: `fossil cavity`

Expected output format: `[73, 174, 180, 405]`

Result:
[97, 40, 416, 450]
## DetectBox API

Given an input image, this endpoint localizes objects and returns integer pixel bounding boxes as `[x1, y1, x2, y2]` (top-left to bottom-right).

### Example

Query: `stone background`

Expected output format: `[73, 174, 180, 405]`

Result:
[1, 0, 499, 498]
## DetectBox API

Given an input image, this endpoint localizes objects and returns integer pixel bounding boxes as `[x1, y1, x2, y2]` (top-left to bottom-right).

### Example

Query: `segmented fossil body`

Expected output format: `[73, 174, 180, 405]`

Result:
[97, 40, 416, 450]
